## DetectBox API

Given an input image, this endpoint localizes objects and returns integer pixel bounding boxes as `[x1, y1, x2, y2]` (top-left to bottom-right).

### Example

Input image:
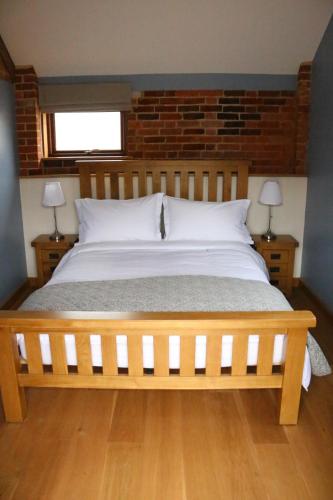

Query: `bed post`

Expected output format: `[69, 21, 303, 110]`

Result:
[0, 327, 26, 422]
[279, 328, 307, 425]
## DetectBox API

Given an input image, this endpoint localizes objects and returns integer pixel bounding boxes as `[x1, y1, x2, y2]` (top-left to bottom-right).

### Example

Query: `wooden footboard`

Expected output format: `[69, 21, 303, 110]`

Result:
[0, 310, 316, 425]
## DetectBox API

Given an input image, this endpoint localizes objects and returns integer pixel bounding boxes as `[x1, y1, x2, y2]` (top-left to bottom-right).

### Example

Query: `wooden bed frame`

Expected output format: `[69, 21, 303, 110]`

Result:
[0, 160, 316, 425]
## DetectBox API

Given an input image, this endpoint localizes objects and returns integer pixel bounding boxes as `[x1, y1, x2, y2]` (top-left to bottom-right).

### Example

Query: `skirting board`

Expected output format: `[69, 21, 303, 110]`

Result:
[0, 278, 38, 310]
[299, 279, 333, 322]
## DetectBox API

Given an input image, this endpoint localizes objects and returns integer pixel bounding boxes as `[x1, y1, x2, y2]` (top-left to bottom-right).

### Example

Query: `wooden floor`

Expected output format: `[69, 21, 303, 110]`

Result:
[0, 287, 332, 500]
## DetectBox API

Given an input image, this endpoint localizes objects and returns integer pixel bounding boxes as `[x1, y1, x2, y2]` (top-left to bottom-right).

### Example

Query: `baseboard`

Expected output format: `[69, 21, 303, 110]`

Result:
[299, 279, 333, 322]
[292, 278, 300, 288]
[27, 277, 39, 288]
[0, 278, 37, 310]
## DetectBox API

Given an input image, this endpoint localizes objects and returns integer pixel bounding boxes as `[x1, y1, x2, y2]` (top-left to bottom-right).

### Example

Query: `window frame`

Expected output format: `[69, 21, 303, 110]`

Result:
[44, 111, 127, 157]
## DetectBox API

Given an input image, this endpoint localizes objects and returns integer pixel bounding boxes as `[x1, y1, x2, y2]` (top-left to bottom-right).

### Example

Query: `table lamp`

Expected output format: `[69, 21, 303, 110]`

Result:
[258, 180, 282, 241]
[42, 181, 65, 242]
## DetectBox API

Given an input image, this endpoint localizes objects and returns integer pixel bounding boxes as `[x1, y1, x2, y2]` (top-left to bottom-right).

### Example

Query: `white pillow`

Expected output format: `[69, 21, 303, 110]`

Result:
[163, 196, 253, 243]
[75, 193, 163, 243]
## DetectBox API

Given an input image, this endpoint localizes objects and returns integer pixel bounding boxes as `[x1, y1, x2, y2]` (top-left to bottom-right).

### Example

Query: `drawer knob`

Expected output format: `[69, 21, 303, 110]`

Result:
[270, 279, 279, 286]
[271, 253, 281, 260]
[269, 266, 280, 273]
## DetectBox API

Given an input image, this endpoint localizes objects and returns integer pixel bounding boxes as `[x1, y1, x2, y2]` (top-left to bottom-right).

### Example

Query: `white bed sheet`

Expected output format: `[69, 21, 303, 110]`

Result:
[19, 240, 311, 389]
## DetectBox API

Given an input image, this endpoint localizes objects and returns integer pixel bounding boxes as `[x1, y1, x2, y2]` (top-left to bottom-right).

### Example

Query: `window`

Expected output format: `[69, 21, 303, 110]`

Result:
[45, 111, 125, 156]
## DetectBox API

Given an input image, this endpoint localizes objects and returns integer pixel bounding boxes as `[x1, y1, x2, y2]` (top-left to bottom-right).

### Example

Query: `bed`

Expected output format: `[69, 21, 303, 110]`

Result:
[0, 160, 317, 425]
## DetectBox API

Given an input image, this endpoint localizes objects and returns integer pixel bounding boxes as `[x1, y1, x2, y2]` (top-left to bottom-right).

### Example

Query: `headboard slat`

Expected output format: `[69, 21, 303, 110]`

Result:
[165, 170, 175, 197]
[110, 173, 119, 199]
[180, 171, 189, 199]
[194, 171, 203, 201]
[77, 160, 249, 201]
[208, 170, 217, 202]
[96, 169, 106, 199]
[223, 169, 232, 201]
[124, 173, 133, 199]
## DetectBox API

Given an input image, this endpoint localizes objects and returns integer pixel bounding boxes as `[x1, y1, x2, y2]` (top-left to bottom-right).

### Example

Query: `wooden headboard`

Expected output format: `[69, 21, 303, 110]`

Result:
[77, 160, 249, 201]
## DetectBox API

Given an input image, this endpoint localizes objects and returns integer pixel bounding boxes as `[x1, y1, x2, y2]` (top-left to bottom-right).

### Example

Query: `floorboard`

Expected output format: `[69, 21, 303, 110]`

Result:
[0, 287, 332, 499]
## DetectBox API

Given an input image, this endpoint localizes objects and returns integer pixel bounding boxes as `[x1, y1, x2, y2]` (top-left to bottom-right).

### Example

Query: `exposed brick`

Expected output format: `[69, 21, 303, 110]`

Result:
[133, 106, 155, 113]
[183, 128, 205, 135]
[200, 105, 222, 112]
[144, 137, 165, 143]
[217, 113, 239, 120]
[225, 121, 245, 128]
[183, 113, 204, 120]
[241, 129, 261, 136]
[160, 113, 182, 120]
[218, 129, 240, 135]
[155, 105, 177, 112]
[263, 98, 286, 105]
[219, 98, 239, 104]
[138, 113, 159, 120]
[178, 105, 200, 112]
[223, 106, 245, 113]
[241, 113, 261, 120]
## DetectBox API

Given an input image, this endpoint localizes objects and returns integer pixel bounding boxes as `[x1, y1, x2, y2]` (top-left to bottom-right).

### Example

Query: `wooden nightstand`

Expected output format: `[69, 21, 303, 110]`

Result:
[32, 234, 78, 287]
[252, 234, 299, 298]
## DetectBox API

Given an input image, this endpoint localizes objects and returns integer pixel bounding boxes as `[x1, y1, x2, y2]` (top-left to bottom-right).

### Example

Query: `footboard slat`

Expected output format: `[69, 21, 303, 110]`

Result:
[231, 334, 248, 376]
[154, 336, 169, 377]
[127, 335, 143, 376]
[101, 335, 118, 376]
[206, 336, 222, 376]
[75, 334, 93, 375]
[24, 332, 43, 375]
[49, 335, 68, 375]
[257, 332, 275, 376]
[180, 336, 196, 376]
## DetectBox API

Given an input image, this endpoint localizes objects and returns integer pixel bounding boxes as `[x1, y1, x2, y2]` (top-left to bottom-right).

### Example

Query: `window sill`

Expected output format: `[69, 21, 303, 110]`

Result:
[43, 155, 129, 161]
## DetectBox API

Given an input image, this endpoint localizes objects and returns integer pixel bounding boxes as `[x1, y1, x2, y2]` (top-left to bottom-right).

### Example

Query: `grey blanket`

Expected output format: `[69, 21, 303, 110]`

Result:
[20, 276, 331, 376]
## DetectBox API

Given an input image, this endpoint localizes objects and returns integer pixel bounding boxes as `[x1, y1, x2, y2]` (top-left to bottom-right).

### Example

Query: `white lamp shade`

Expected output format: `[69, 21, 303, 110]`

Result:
[258, 180, 282, 206]
[42, 182, 65, 207]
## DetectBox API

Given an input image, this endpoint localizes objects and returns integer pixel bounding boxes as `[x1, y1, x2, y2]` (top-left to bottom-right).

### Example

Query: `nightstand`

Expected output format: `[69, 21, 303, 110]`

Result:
[32, 234, 78, 287]
[252, 234, 299, 298]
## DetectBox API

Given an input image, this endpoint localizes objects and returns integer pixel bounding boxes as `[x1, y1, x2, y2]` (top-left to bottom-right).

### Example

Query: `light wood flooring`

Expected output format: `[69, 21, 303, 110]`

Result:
[0, 287, 332, 500]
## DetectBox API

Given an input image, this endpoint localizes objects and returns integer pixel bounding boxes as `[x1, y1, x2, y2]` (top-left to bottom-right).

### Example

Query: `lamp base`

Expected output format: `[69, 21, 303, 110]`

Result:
[261, 229, 277, 242]
[49, 231, 64, 242]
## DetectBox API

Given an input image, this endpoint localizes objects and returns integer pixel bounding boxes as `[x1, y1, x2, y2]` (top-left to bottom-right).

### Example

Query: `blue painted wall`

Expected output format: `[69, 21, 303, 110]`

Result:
[302, 15, 333, 313]
[39, 72, 297, 91]
[0, 79, 27, 305]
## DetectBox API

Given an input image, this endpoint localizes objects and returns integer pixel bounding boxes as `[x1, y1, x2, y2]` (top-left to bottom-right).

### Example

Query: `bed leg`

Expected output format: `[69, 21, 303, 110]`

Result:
[279, 328, 307, 425]
[0, 328, 27, 422]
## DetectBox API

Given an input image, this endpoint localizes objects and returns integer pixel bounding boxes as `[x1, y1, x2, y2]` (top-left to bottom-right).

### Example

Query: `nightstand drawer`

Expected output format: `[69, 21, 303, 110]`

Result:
[42, 263, 58, 280]
[269, 277, 290, 291]
[267, 263, 289, 276]
[262, 249, 289, 263]
[41, 249, 67, 262]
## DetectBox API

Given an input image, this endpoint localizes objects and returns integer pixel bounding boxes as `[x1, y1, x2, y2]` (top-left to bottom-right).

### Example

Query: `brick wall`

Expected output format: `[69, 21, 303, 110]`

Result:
[128, 63, 311, 175]
[15, 66, 43, 175]
[15, 63, 311, 176]
[295, 62, 311, 173]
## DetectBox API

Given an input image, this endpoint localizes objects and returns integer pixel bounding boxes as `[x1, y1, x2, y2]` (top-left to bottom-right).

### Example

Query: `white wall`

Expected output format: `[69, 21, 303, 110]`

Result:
[20, 176, 307, 278]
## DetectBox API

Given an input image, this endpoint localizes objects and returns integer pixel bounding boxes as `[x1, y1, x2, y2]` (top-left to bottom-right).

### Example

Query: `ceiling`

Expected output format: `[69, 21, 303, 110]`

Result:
[0, 0, 332, 77]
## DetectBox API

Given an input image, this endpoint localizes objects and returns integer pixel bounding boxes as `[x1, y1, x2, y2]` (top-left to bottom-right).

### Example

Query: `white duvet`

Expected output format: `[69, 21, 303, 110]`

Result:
[21, 241, 311, 388]
[48, 240, 270, 285]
